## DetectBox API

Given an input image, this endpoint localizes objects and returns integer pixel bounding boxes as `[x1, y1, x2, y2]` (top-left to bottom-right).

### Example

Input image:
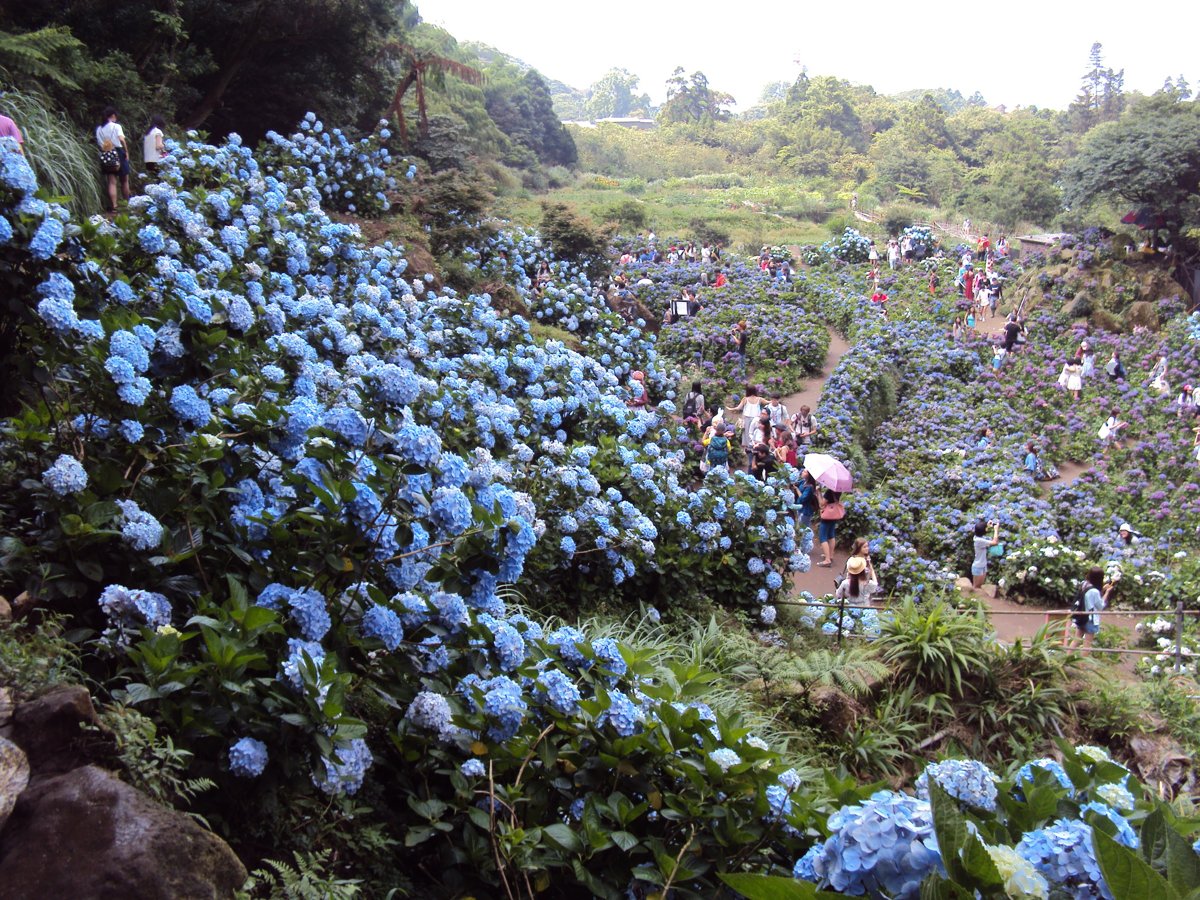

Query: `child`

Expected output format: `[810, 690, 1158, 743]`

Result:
[992, 345, 1006, 371]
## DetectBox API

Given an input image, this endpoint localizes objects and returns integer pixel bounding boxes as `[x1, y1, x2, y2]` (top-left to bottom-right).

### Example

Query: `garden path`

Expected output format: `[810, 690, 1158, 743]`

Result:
[783, 329, 855, 597]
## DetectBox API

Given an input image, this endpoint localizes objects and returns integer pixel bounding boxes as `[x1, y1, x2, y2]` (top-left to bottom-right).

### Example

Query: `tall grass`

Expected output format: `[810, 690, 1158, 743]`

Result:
[1, 86, 102, 216]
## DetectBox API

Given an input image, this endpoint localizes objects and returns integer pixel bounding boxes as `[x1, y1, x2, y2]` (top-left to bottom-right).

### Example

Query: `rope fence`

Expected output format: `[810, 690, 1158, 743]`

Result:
[778, 594, 1199, 671]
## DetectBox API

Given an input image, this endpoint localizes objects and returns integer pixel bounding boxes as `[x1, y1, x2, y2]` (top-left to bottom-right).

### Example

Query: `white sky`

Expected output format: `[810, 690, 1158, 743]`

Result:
[423, 0, 1199, 111]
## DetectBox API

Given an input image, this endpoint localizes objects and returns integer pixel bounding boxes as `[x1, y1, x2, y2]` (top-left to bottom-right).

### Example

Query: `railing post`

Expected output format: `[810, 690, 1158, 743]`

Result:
[1175, 601, 1185, 673]
[836, 594, 846, 647]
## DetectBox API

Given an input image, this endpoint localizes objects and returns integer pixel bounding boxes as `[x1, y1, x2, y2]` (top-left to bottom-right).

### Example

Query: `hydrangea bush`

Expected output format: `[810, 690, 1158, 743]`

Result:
[0, 129, 815, 894]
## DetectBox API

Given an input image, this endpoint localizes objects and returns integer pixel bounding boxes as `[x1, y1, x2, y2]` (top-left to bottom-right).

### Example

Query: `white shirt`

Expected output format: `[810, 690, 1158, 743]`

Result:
[143, 127, 164, 163]
[96, 121, 125, 149]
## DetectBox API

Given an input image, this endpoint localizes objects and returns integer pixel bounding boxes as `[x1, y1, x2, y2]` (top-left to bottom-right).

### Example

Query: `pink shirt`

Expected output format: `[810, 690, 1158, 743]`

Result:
[0, 115, 22, 145]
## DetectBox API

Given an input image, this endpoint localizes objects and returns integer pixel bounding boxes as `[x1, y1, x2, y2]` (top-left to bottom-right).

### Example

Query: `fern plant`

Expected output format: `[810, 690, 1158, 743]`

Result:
[95, 703, 215, 811]
[0, 27, 83, 91]
[239, 851, 362, 900]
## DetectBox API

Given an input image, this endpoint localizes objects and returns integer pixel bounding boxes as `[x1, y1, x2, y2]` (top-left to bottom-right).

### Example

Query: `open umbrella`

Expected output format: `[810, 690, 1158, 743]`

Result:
[802, 453, 853, 492]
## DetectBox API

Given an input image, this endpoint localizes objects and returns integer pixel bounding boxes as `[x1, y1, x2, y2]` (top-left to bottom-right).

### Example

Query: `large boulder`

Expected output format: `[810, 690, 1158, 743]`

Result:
[0, 765, 246, 899]
[11, 685, 114, 775]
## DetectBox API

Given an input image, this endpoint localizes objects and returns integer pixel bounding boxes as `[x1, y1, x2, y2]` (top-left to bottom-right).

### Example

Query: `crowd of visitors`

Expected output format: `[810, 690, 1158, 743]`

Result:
[0, 104, 171, 214]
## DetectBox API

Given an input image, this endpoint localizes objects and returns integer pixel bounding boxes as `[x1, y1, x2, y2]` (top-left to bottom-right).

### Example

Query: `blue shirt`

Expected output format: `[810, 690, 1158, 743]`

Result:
[1024, 452, 1037, 472]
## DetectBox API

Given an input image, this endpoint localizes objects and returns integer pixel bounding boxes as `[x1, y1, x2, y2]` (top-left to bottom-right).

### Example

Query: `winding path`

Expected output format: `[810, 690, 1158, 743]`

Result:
[773, 320, 1104, 652]
[781, 328, 855, 596]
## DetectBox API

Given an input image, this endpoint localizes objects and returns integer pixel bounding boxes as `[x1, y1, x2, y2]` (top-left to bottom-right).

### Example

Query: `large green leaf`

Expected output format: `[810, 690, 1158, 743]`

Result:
[1093, 826, 1180, 900]
[927, 780, 969, 882]
[1165, 826, 1200, 893]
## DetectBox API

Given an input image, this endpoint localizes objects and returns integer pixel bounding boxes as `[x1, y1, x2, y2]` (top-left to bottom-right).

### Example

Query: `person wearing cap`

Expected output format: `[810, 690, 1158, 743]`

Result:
[834, 556, 870, 601]
[1176, 384, 1196, 419]
[1117, 523, 1140, 547]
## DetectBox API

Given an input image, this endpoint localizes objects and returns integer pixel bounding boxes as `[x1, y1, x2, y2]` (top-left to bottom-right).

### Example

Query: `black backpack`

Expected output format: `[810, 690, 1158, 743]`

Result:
[682, 392, 698, 418]
[1071, 582, 1089, 628]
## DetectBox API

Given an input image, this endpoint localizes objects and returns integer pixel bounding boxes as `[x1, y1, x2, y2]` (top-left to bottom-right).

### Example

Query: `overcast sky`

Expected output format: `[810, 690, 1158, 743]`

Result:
[424, 0, 1198, 111]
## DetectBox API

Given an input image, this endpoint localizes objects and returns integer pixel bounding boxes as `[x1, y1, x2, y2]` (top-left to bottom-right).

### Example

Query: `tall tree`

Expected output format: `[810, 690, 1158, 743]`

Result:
[658, 68, 734, 125]
[1064, 94, 1200, 263]
[1069, 42, 1124, 133]
[585, 68, 650, 120]
[381, 42, 483, 143]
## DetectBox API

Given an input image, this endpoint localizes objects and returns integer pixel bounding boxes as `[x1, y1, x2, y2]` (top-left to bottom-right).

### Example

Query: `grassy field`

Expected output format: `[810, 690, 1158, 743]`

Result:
[495, 173, 836, 253]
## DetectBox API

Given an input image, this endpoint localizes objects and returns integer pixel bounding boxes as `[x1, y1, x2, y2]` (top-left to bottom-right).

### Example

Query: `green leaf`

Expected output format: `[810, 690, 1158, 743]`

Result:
[927, 780, 969, 882]
[959, 833, 1003, 887]
[1093, 826, 1180, 900]
[1166, 826, 1200, 892]
[76, 559, 104, 582]
[610, 831, 639, 852]
[404, 825, 433, 847]
[1142, 809, 1169, 867]
[718, 873, 842, 899]
[542, 822, 583, 853]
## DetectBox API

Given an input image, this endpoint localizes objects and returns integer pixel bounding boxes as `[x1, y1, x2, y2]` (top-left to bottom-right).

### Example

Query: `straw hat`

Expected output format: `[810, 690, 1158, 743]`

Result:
[846, 556, 867, 576]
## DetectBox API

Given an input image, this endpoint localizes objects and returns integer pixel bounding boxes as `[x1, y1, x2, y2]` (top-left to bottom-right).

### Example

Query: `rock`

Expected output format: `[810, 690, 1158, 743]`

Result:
[0, 736, 30, 831]
[0, 765, 246, 900]
[9, 592, 35, 620]
[11, 686, 115, 774]
[0, 595, 10, 623]
[811, 685, 865, 735]
[1128, 734, 1194, 798]
[981, 583, 998, 600]
[0, 688, 13, 728]
[954, 576, 973, 591]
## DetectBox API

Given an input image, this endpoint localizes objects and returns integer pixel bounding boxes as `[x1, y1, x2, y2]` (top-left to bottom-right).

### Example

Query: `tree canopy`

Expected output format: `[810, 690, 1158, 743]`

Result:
[1063, 94, 1200, 255]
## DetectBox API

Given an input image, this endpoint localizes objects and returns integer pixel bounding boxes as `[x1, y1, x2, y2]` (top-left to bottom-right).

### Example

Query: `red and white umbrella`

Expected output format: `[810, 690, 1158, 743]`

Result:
[802, 453, 853, 492]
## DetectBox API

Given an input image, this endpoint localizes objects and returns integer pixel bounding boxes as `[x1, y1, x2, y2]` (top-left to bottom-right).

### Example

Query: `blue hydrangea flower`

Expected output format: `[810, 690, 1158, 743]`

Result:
[600, 690, 643, 737]
[287, 588, 331, 641]
[916, 759, 999, 811]
[115, 499, 164, 551]
[1014, 758, 1074, 796]
[228, 737, 268, 777]
[460, 758, 486, 778]
[591, 637, 627, 677]
[406, 690, 455, 739]
[169, 385, 212, 428]
[482, 676, 527, 742]
[361, 604, 403, 650]
[42, 454, 88, 496]
[312, 738, 372, 796]
[1016, 818, 1108, 900]
[535, 670, 581, 716]
[800, 790, 942, 898]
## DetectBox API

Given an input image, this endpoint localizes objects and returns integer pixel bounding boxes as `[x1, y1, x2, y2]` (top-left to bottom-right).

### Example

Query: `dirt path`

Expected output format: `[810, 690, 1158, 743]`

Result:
[782, 328, 856, 597]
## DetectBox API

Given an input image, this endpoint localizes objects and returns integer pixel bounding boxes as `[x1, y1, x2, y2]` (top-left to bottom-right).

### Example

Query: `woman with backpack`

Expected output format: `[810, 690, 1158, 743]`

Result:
[1071, 566, 1110, 650]
[681, 380, 706, 430]
[96, 106, 131, 213]
[816, 489, 845, 567]
[705, 423, 735, 473]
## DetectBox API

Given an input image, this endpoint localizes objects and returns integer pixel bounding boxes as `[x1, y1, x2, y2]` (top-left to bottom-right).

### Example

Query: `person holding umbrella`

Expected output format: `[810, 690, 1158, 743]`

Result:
[816, 489, 845, 567]
[803, 452, 853, 566]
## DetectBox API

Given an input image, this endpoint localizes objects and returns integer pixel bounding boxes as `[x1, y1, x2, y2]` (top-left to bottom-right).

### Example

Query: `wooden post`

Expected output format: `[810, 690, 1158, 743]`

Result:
[1175, 601, 1186, 672]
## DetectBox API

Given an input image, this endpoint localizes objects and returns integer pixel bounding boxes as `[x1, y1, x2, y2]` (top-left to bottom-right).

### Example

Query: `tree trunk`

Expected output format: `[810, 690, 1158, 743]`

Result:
[180, 7, 264, 130]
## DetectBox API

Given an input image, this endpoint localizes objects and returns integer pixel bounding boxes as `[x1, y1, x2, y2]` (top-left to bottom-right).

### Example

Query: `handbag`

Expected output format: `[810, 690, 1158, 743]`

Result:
[987, 543, 1005, 559]
[99, 146, 121, 174]
[819, 501, 845, 521]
